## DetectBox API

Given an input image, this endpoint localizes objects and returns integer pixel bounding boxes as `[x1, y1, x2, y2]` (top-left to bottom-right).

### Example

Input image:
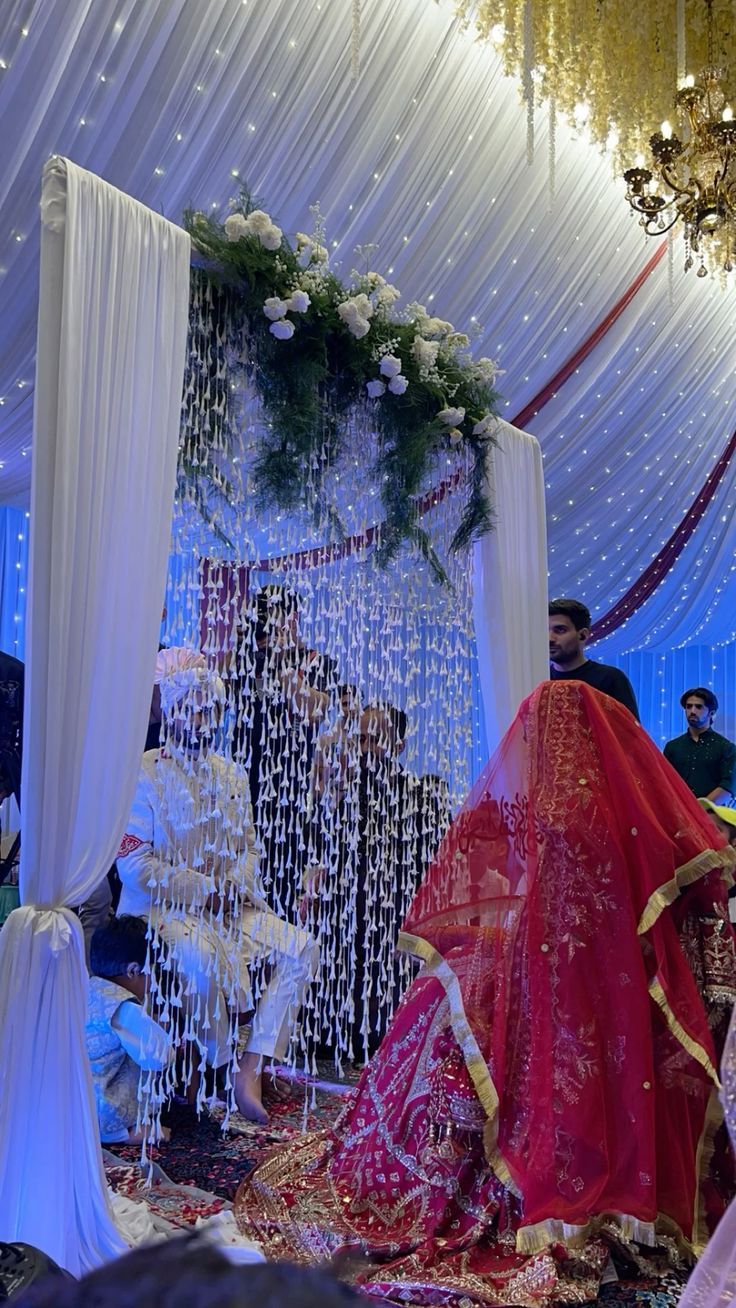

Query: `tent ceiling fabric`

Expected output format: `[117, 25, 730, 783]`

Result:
[1, 0, 735, 654]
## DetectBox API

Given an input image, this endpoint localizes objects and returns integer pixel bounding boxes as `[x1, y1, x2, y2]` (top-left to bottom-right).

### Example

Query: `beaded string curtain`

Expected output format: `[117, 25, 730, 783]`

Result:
[144, 270, 481, 1118]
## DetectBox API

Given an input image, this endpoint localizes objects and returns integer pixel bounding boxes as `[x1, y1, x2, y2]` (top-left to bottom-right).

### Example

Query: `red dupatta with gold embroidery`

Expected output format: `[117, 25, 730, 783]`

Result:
[401, 680, 736, 1254]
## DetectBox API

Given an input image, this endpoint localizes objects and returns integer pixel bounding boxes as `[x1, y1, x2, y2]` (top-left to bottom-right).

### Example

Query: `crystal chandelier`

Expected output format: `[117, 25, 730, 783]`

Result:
[623, 3, 736, 279]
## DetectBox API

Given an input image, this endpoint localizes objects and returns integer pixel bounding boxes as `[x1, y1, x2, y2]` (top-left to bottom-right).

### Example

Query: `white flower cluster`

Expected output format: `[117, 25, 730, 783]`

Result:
[365, 354, 408, 399]
[472, 413, 496, 436]
[406, 303, 452, 339]
[337, 292, 373, 339]
[296, 232, 329, 269]
[472, 356, 498, 385]
[412, 334, 440, 379]
[262, 290, 311, 340]
[353, 270, 401, 319]
[436, 406, 466, 446]
[224, 209, 282, 252]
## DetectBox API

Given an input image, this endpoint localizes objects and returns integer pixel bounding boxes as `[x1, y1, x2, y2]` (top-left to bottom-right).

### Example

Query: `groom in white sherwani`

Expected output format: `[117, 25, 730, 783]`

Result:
[116, 651, 318, 1122]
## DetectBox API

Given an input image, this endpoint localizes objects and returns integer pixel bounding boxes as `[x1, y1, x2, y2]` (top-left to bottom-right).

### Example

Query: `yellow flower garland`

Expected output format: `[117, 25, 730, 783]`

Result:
[457, 0, 736, 164]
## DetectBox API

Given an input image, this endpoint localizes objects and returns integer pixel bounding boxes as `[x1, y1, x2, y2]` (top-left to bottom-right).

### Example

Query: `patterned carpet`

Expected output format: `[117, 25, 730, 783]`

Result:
[104, 1072, 690, 1306]
[106, 1070, 351, 1201]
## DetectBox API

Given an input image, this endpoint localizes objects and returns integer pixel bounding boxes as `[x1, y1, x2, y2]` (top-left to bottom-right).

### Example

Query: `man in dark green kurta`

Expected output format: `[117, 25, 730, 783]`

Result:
[664, 687, 736, 801]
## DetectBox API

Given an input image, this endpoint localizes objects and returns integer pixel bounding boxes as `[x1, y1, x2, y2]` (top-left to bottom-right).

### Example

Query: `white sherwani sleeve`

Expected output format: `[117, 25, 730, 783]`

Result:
[116, 765, 210, 915]
[110, 1000, 173, 1072]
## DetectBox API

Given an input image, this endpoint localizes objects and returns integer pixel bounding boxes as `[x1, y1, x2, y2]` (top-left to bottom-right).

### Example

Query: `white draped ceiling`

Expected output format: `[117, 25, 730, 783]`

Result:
[1, 0, 736, 657]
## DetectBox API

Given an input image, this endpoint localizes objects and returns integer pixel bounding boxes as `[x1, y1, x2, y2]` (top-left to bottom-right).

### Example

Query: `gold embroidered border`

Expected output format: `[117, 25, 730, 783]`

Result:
[516, 1208, 702, 1261]
[399, 933, 720, 1261]
[638, 845, 736, 936]
[397, 930, 519, 1196]
[648, 975, 720, 1087]
[516, 1211, 657, 1256]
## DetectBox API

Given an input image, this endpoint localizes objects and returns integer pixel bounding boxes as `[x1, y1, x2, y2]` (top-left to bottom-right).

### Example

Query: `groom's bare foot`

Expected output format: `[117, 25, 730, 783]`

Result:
[234, 1056, 269, 1124]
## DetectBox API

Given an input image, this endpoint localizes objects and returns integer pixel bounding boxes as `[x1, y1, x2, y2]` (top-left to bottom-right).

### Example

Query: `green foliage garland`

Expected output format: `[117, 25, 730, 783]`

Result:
[183, 191, 499, 579]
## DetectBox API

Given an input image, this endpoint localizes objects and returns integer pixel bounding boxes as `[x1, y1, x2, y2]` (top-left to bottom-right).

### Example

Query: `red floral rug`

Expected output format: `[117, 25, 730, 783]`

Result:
[106, 1071, 349, 1201]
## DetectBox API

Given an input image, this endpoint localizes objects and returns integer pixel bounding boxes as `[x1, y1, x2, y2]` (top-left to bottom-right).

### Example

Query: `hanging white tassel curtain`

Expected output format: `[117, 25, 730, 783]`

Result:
[0, 157, 190, 1274]
[473, 421, 548, 749]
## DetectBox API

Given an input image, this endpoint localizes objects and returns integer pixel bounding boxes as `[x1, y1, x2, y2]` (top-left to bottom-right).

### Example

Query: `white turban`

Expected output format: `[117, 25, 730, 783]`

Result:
[154, 646, 206, 685]
[157, 649, 225, 716]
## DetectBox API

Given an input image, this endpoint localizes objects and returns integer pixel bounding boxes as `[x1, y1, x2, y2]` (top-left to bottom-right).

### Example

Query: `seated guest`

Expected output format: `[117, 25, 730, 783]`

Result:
[353, 702, 413, 1059]
[231, 585, 337, 919]
[116, 656, 318, 1124]
[548, 597, 639, 718]
[664, 687, 736, 802]
[310, 682, 361, 805]
[86, 915, 171, 1144]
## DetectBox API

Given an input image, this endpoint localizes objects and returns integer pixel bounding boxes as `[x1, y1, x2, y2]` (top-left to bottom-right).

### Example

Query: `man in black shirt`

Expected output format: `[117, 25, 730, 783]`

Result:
[663, 688, 736, 801]
[548, 598, 640, 720]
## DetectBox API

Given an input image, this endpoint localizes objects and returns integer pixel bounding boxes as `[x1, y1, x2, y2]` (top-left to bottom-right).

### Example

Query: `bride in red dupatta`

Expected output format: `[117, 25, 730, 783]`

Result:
[237, 682, 736, 1306]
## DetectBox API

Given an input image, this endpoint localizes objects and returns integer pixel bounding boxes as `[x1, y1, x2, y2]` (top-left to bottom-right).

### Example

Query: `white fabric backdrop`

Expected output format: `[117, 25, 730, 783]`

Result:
[0, 157, 190, 1274]
[473, 420, 548, 749]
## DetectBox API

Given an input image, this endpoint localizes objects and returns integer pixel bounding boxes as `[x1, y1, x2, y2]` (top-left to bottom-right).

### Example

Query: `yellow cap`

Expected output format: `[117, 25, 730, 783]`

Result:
[698, 798, 736, 829]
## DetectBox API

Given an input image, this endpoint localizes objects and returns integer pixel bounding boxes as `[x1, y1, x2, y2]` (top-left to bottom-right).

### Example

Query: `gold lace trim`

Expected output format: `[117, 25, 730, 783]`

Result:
[398, 930, 519, 1196]
[516, 1212, 658, 1256]
[648, 975, 720, 1087]
[400, 932, 720, 1259]
[638, 846, 736, 936]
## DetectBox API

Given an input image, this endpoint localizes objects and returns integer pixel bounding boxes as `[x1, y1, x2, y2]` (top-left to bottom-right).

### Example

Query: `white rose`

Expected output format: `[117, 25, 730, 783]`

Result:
[296, 232, 311, 247]
[448, 332, 470, 349]
[244, 209, 273, 235]
[388, 375, 408, 395]
[379, 354, 402, 379]
[269, 319, 295, 339]
[350, 293, 373, 320]
[288, 290, 311, 313]
[263, 296, 288, 321]
[449, 427, 464, 445]
[224, 213, 248, 242]
[258, 224, 282, 251]
[337, 299, 372, 336]
[366, 379, 387, 398]
[313, 243, 329, 264]
[438, 407, 465, 425]
[472, 413, 496, 436]
[349, 316, 371, 338]
[337, 301, 356, 326]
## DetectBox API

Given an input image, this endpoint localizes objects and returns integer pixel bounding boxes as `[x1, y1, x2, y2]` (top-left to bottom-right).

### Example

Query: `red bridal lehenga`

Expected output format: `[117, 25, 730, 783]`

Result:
[236, 682, 736, 1306]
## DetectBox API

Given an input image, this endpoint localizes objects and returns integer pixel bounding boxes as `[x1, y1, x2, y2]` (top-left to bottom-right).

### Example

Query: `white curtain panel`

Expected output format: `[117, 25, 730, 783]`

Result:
[0, 157, 190, 1274]
[473, 421, 548, 749]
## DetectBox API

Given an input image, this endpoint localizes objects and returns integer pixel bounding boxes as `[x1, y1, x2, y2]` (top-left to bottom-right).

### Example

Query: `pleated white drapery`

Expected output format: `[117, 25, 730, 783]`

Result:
[473, 420, 548, 749]
[0, 158, 190, 1274]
